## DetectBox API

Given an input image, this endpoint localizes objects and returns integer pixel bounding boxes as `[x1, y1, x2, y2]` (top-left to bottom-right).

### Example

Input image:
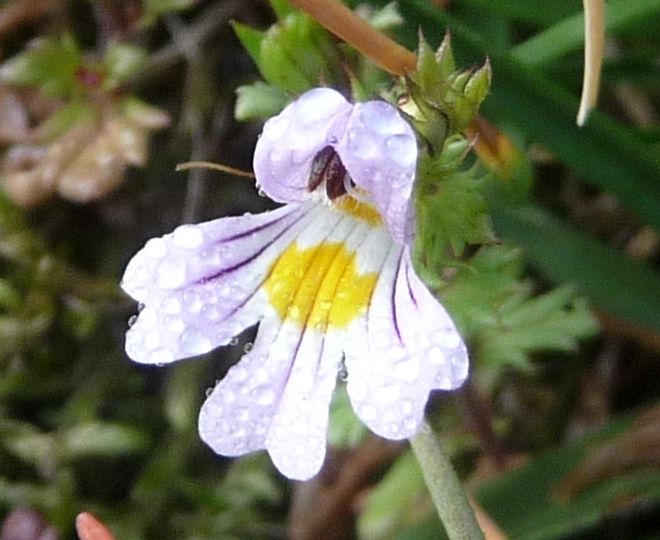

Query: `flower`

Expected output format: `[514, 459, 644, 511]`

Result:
[121, 88, 468, 480]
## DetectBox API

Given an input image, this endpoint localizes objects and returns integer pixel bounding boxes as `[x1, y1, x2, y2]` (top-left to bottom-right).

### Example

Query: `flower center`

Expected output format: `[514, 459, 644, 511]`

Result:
[307, 147, 382, 226]
[264, 241, 378, 330]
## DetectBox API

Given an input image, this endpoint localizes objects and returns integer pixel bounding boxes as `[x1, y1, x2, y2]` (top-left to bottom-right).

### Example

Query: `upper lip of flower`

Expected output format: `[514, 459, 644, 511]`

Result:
[121, 87, 468, 480]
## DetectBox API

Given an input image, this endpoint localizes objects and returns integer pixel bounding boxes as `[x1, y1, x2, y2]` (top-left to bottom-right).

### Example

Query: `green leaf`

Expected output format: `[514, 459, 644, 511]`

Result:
[232, 22, 266, 68]
[492, 202, 660, 335]
[61, 422, 149, 458]
[0, 34, 82, 98]
[235, 11, 340, 95]
[390, 0, 660, 233]
[234, 82, 289, 121]
[142, 0, 197, 16]
[512, 0, 660, 67]
[441, 245, 598, 374]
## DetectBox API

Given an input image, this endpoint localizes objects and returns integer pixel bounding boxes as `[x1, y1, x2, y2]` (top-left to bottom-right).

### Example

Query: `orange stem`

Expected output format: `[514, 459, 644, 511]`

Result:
[286, 0, 416, 75]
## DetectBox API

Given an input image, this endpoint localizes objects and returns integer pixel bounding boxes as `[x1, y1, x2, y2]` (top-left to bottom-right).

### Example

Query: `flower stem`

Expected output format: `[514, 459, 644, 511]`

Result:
[410, 418, 485, 540]
[286, 0, 416, 75]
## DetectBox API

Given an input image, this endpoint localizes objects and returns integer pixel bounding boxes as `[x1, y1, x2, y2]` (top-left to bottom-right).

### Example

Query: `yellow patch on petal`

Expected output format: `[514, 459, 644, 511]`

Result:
[334, 196, 382, 226]
[265, 241, 377, 330]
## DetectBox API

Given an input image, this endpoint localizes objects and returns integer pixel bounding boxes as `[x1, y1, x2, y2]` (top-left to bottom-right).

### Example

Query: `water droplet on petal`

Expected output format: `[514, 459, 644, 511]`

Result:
[164, 315, 185, 334]
[156, 258, 187, 289]
[358, 404, 377, 421]
[139, 307, 158, 328]
[128, 314, 138, 327]
[229, 336, 239, 346]
[346, 127, 377, 159]
[151, 347, 175, 364]
[183, 289, 203, 314]
[144, 330, 160, 350]
[179, 328, 211, 355]
[162, 297, 182, 314]
[172, 224, 204, 249]
[264, 116, 290, 140]
[243, 342, 254, 353]
[250, 385, 276, 405]
[294, 88, 347, 125]
[392, 358, 420, 382]
[359, 102, 402, 135]
[145, 238, 168, 258]
[385, 134, 417, 166]
[373, 384, 400, 405]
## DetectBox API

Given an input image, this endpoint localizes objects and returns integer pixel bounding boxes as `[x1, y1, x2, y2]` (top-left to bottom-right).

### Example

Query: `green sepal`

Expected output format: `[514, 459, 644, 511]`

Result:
[233, 11, 339, 95]
[232, 22, 266, 69]
[413, 135, 494, 280]
[235, 82, 289, 121]
[405, 33, 491, 151]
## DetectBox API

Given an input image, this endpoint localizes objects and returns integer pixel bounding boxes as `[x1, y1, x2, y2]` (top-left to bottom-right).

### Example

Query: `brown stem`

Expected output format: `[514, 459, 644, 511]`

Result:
[286, 0, 416, 75]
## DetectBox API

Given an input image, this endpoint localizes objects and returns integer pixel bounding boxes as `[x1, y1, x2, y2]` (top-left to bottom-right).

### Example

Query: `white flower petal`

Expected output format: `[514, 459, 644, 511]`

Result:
[345, 247, 468, 440]
[266, 327, 342, 480]
[335, 100, 417, 244]
[253, 88, 352, 204]
[122, 202, 323, 364]
[198, 317, 341, 481]
[198, 317, 291, 457]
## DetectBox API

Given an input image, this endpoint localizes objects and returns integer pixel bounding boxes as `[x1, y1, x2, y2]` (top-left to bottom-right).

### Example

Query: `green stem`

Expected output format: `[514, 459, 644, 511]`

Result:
[410, 418, 485, 540]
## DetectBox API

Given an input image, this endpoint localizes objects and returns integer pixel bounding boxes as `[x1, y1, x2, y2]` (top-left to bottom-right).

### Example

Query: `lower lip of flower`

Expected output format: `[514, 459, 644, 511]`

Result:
[264, 239, 378, 330]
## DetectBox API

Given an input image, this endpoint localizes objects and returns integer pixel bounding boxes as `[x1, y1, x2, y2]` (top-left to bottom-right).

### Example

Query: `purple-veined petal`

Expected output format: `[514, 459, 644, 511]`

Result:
[344, 247, 468, 440]
[122, 202, 325, 364]
[199, 317, 341, 481]
[335, 100, 418, 244]
[253, 88, 352, 204]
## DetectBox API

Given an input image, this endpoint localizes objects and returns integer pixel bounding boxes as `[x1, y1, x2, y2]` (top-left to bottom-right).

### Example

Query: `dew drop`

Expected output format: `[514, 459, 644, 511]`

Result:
[164, 315, 185, 334]
[139, 307, 158, 328]
[294, 88, 347, 125]
[392, 358, 420, 382]
[346, 127, 377, 159]
[151, 347, 175, 364]
[179, 328, 211, 355]
[144, 330, 160, 350]
[128, 314, 138, 327]
[250, 385, 276, 405]
[358, 101, 402, 135]
[401, 398, 413, 414]
[162, 297, 182, 314]
[156, 258, 187, 289]
[243, 342, 254, 353]
[229, 336, 239, 346]
[144, 237, 168, 258]
[384, 134, 417, 166]
[358, 404, 377, 421]
[264, 115, 290, 140]
[183, 290, 203, 314]
[172, 224, 204, 249]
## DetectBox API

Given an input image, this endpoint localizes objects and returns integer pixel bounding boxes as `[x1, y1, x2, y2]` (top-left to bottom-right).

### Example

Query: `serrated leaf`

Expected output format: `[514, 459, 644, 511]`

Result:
[441, 245, 598, 375]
